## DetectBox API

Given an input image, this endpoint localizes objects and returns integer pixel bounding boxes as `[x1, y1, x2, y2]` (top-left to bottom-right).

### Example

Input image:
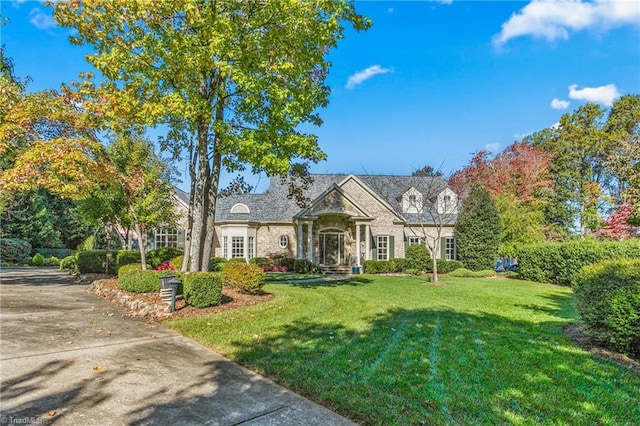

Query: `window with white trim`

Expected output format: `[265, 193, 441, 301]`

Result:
[223, 236, 228, 259]
[231, 236, 244, 258]
[279, 235, 288, 248]
[248, 236, 255, 260]
[377, 235, 389, 261]
[155, 228, 178, 249]
[407, 236, 422, 246]
[444, 236, 456, 261]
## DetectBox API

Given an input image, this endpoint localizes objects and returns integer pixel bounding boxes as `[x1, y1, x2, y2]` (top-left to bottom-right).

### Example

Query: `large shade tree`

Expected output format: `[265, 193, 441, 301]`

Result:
[54, 1, 370, 271]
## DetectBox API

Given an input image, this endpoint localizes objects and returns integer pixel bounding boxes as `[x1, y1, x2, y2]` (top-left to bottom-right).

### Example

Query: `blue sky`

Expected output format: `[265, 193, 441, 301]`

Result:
[1, 0, 639, 192]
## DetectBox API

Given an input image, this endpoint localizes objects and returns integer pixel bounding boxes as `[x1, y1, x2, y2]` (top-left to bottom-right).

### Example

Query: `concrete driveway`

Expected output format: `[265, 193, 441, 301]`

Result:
[0, 268, 354, 425]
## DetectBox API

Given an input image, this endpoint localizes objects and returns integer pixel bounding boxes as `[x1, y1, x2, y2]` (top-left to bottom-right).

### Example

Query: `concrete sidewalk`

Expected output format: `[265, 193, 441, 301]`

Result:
[0, 268, 354, 425]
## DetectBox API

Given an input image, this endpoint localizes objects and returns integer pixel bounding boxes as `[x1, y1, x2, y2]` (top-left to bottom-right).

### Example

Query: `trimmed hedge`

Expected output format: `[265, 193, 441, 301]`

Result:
[222, 262, 265, 294]
[76, 250, 116, 274]
[118, 264, 161, 293]
[115, 250, 141, 269]
[573, 259, 640, 356]
[436, 260, 465, 274]
[249, 257, 272, 267]
[33, 248, 73, 259]
[517, 240, 640, 285]
[363, 260, 391, 274]
[0, 238, 32, 264]
[184, 272, 222, 308]
[275, 257, 295, 271]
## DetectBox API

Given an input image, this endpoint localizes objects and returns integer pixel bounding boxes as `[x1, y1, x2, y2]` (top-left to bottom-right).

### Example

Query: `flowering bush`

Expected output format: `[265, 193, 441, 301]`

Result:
[154, 262, 175, 271]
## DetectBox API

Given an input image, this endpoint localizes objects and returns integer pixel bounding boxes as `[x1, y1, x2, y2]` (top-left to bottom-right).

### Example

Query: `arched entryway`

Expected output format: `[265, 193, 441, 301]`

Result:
[319, 229, 345, 265]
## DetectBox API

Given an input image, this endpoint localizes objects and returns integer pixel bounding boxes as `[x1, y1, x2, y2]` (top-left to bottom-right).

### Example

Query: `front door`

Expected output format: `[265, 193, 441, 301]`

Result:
[319, 232, 344, 265]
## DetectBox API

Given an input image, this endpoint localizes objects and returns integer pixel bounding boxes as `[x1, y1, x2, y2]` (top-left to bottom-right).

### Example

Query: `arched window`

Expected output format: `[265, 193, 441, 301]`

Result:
[279, 235, 288, 248]
[230, 203, 250, 214]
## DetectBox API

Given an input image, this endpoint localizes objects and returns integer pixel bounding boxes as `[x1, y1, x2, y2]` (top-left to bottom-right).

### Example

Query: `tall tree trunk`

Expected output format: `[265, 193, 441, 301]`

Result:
[201, 99, 225, 271]
[190, 117, 212, 271]
[129, 207, 147, 270]
[182, 142, 198, 272]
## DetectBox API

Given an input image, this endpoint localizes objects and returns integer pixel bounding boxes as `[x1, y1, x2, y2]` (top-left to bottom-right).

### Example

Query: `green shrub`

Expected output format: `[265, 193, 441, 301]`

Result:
[573, 259, 640, 356]
[147, 247, 183, 267]
[0, 238, 32, 264]
[117, 265, 161, 293]
[60, 255, 77, 272]
[517, 240, 640, 285]
[405, 268, 422, 276]
[363, 260, 391, 274]
[170, 255, 184, 270]
[394, 258, 408, 273]
[228, 257, 247, 263]
[184, 272, 222, 308]
[78, 235, 95, 251]
[32, 253, 45, 266]
[222, 262, 265, 294]
[208, 257, 227, 272]
[44, 256, 60, 266]
[449, 268, 496, 278]
[436, 260, 464, 274]
[293, 259, 315, 273]
[33, 248, 73, 259]
[115, 250, 141, 269]
[249, 257, 273, 267]
[76, 250, 115, 274]
[275, 257, 295, 271]
[405, 244, 430, 272]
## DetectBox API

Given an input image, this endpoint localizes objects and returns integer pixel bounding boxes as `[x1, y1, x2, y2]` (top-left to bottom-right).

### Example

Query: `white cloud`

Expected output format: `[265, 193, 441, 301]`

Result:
[345, 65, 392, 90]
[550, 98, 570, 109]
[29, 7, 56, 30]
[493, 0, 640, 47]
[485, 142, 501, 153]
[568, 83, 620, 106]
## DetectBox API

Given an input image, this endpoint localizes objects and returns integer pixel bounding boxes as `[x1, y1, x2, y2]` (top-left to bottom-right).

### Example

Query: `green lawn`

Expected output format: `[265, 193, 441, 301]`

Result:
[167, 275, 640, 425]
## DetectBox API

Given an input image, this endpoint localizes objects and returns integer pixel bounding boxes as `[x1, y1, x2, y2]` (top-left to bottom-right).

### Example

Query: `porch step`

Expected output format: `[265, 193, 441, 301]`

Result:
[320, 265, 353, 275]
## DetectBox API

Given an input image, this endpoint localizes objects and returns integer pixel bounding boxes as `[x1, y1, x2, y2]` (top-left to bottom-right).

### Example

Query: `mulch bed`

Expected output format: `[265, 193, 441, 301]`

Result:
[563, 323, 640, 373]
[83, 274, 274, 322]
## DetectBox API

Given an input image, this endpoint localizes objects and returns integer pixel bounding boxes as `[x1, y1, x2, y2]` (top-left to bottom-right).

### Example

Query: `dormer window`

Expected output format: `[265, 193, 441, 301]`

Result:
[230, 203, 250, 214]
[437, 189, 457, 214]
[402, 188, 423, 213]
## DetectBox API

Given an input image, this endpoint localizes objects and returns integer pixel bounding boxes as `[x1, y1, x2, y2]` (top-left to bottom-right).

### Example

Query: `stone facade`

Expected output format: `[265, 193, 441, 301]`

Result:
[155, 174, 459, 265]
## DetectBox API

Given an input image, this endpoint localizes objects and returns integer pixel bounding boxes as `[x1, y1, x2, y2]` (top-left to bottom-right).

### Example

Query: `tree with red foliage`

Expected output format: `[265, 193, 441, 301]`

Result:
[593, 204, 638, 240]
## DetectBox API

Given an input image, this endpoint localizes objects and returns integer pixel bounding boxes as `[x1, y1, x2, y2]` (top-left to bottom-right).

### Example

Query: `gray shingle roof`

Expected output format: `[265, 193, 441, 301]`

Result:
[212, 174, 457, 224]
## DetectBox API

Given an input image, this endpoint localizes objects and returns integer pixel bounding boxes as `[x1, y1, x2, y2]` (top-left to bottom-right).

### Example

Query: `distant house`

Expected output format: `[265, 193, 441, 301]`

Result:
[150, 174, 459, 267]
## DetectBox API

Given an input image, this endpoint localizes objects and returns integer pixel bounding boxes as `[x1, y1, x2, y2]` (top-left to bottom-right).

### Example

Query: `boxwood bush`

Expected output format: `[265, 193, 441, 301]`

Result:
[184, 272, 222, 308]
[436, 260, 465, 274]
[32, 253, 45, 266]
[0, 238, 32, 264]
[363, 260, 391, 274]
[517, 240, 640, 285]
[60, 255, 77, 272]
[573, 259, 640, 356]
[222, 262, 265, 294]
[118, 264, 161, 293]
[405, 244, 430, 272]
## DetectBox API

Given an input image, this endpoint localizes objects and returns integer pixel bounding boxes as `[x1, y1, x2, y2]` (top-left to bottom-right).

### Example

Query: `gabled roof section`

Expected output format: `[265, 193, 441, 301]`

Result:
[337, 174, 405, 221]
[295, 183, 373, 219]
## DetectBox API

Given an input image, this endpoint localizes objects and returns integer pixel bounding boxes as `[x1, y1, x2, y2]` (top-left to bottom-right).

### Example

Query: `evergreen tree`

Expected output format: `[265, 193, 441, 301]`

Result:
[455, 185, 501, 271]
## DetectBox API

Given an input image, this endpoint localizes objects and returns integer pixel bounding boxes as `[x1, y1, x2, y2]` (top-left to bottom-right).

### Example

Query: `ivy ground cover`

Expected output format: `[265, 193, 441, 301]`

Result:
[167, 276, 639, 425]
